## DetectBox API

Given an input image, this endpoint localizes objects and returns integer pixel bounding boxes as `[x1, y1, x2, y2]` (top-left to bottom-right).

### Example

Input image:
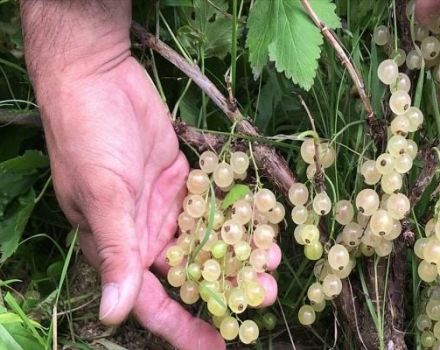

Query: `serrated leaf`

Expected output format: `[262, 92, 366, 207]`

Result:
[221, 184, 251, 210]
[246, 0, 341, 90]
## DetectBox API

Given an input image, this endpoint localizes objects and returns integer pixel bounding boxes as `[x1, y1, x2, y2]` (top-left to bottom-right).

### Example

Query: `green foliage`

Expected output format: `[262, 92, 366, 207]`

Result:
[0, 151, 48, 261]
[221, 184, 251, 209]
[177, 0, 234, 59]
[246, 0, 341, 90]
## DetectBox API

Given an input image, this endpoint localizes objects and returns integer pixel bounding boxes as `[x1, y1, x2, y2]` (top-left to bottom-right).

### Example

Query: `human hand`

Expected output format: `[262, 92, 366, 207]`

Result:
[416, 0, 440, 25]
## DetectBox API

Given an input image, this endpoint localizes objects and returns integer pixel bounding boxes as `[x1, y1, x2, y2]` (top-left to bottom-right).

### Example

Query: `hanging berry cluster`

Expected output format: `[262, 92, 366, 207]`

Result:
[166, 150, 284, 344]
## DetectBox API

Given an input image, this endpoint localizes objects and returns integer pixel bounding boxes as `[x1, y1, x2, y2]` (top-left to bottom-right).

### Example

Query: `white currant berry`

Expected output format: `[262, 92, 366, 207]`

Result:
[373, 25, 390, 46]
[378, 59, 399, 85]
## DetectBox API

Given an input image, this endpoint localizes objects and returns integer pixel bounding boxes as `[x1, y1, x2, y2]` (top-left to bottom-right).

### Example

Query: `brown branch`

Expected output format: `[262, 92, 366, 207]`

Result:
[131, 22, 297, 197]
[409, 147, 439, 205]
[300, 0, 385, 149]
[0, 109, 41, 127]
[172, 119, 225, 152]
[0, 109, 225, 155]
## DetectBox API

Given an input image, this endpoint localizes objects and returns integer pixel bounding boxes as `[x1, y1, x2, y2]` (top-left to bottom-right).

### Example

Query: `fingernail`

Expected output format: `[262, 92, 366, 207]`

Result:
[99, 283, 119, 321]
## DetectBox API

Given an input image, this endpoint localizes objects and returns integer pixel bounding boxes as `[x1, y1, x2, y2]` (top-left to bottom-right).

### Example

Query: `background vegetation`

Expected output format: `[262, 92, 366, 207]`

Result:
[0, 0, 437, 349]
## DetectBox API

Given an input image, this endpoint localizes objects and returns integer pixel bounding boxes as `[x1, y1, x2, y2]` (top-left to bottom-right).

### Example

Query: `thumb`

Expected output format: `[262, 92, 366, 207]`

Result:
[83, 182, 143, 326]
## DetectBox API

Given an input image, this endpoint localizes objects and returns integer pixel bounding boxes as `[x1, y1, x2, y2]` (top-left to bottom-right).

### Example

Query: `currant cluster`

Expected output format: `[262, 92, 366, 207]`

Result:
[166, 150, 284, 344]
[373, 0, 440, 80]
[416, 286, 440, 349]
[292, 139, 356, 324]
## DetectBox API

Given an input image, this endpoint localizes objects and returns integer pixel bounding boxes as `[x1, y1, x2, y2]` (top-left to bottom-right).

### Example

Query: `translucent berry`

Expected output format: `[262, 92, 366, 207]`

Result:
[213, 162, 234, 188]
[390, 115, 411, 136]
[355, 189, 380, 216]
[220, 316, 239, 340]
[386, 193, 410, 220]
[234, 241, 252, 261]
[322, 274, 342, 298]
[394, 153, 413, 174]
[328, 244, 350, 271]
[341, 222, 363, 247]
[187, 169, 210, 194]
[167, 266, 186, 287]
[378, 59, 399, 85]
[313, 191, 332, 216]
[300, 224, 320, 244]
[418, 260, 437, 282]
[370, 209, 394, 236]
[415, 25, 429, 42]
[211, 240, 228, 259]
[405, 139, 418, 159]
[184, 194, 207, 218]
[178, 212, 196, 232]
[239, 320, 259, 344]
[291, 205, 309, 225]
[298, 305, 316, 325]
[180, 281, 199, 304]
[405, 106, 424, 131]
[389, 91, 411, 115]
[166, 245, 185, 266]
[381, 171, 402, 194]
[373, 25, 390, 46]
[417, 313, 432, 331]
[221, 219, 245, 245]
[245, 281, 265, 307]
[376, 153, 395, 175]
[391, 48, 407, 67]
[390, 73, 411, 93]
[300, 138, 316, 164]
[231, 199, 253, 225]
[254, 188, 276, 213]
[198, 280, 219, 302]
[288, 183, 309, 206]
[421, 36, 440, 60]
[304, 240, 323, 260]
[307, 282, 325, 304]
[406, 49, 423, 70]
[249, 249, 268, 272]
[424, 239, 440, 264]
[199, 151, 219, 173]
[266, 202, 285, 224]
[335, 200, 354, 225]
[230, 151, 249, 174]
[228, 288, 248, 314]
[253, 224, 275, 249]
[207, 293, 227, 317]
[361, 160, 382, 185]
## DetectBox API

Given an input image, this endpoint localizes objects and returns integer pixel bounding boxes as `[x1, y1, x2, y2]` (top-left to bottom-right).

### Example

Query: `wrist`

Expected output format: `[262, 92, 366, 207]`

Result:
[20, 0, 132, 101]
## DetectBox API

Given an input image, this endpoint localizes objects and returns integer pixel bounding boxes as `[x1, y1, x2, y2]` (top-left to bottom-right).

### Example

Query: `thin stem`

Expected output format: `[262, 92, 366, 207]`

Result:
[300, 0, 375, 126]
[231, 0, 238, 95]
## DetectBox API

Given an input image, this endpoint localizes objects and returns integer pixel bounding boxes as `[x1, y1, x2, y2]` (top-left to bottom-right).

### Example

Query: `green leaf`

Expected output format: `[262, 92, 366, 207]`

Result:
[177, 0, 235, 59]
[246, 0, 341, 90]
[0, 190, 35, 262]
[221, 184, 251, 210]
[0, 323, 45, 350]
[0, 150, 48, 217]
[0, 324, 23, 350]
